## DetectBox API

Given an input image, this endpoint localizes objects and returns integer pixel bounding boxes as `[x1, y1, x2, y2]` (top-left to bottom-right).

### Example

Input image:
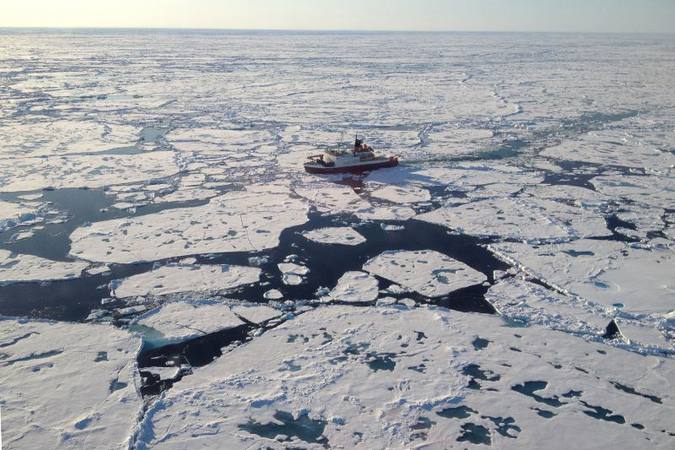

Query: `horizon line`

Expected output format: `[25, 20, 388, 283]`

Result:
[1, 26, 673, 35]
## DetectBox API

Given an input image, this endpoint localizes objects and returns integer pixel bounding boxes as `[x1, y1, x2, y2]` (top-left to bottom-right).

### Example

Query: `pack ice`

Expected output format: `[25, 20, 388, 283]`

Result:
[69, 187, 308, 263]
[490, 240, 674, 315]
[134, 306, 675, 449]
[111, 263, 261, 298]
[363, 250, 487, 297]
[0, 318, 142, 449]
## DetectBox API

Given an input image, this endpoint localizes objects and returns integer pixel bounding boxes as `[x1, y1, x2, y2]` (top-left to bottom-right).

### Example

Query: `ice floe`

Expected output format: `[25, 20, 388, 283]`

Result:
[489, 240, 674, 315]
[69, 187, 308, 263]
[0, 151, 179, 193]
[301, 226, 366, 246]
[416, 197, 610, 241]
[370, 184, 431, 204]
[0, 318, 142, 449]
[278, 262, 310, 286]
[363, 250, 487, 297]
[324, 271, 379, 303]
[136, 305, 675, 449]
[134, 300, 245, 346]
[0, 200, 42, 232]
[0, 250, 89, 285]
[111, 264, 261, 299]
[591, 175, 674, 210]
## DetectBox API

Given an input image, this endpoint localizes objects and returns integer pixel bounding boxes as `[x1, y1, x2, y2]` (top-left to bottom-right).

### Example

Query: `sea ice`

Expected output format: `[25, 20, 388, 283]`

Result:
[363, 249, 487, 297]
[301, 227, 366, 246]
[111, 264, 261, 298]
[134, 300, 246, 346]
[0, 119, 139, 157]
[541, 129, 674, 171]
[490, 240, 675, 314]
[69, 187, 308, 263]
[136, 305, 675, 449]
[0, 151, 178, 193]
[324, 271, 379, 303]
[0, 250, 89, 285]
[0, 318, 142, 449]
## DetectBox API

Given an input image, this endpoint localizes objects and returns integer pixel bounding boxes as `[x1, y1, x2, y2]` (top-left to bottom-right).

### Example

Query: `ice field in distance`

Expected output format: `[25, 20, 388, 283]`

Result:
[0, 30, 674, 449]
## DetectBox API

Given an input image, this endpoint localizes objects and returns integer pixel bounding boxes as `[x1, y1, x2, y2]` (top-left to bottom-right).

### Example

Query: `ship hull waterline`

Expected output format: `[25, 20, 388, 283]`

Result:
[304, 157, 399, 174]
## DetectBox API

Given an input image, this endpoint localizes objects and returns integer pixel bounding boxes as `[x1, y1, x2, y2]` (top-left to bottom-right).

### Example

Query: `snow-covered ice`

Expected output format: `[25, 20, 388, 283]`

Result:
[111, 263, 261, 298]
[134, 301, 246, 346]
[0, 318, 142, 449]
[0, 250, 89, 284]
[69, 188, 308, 263]
[135, 305, 675, 449]
[363, 250, 487, 297]
[490, 240, 674, 315]
[301, 226, 366, 246]
[324, 271, 379, 303]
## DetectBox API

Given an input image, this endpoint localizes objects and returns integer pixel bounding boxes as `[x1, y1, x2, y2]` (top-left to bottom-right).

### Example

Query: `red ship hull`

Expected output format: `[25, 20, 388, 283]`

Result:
[304, 156, 398, 174]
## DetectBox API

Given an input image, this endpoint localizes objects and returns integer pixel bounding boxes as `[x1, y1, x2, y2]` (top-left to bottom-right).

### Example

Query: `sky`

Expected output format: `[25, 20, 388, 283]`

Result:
[3, 0, 675, 33]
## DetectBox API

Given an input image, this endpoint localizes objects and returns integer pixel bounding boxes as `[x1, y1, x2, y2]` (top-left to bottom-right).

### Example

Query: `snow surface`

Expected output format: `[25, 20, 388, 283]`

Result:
[0, 318, 142, 449]
[69, 188, 308, 263]
[0, 250, 89, 284]
[134, 301, 246, 346]
[278, 262, 310, 286]
[370, 184, 431, 204]
[363, 250, 487, 297]
[111, 263, 261, 298]
[301, 226, 366, 246]
[0, 151, 178, 192]
[135, 305, 675, 449]
[416, 197, 610, 241]
[325, 271, 379, 303]
[490, 240, 675, 315]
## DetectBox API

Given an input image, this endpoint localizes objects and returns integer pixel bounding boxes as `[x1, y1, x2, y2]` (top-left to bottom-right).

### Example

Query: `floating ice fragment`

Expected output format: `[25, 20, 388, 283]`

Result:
[325, 271, 379, 303]
[278, 262, 310, 286]
[0, 250, 88, 285]
[69, 188, 308, 263]
[363, 249, 487, 297]
[111, 264, 261, 298]
[302, 227, 366, 246]
[134, 301, 246, 346]
[0, 318, 142, 449]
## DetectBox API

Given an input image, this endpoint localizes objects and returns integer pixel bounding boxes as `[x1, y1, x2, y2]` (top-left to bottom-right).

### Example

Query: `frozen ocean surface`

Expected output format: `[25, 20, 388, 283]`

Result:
[0, 29, 674, 449]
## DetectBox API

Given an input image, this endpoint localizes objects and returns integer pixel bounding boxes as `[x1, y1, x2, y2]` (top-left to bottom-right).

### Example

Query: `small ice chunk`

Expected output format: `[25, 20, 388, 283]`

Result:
[278, 262, 310, 286]
[264, 289, 284, 300]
